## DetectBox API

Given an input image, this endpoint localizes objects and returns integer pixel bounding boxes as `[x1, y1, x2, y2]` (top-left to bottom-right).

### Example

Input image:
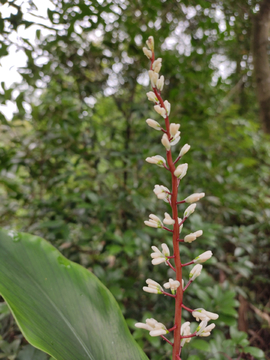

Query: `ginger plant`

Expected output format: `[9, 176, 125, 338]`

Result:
[135, 36, 219, 360]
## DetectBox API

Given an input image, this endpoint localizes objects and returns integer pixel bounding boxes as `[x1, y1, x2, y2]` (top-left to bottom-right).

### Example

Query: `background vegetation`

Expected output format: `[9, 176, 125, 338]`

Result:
[0, 0, 270, 359]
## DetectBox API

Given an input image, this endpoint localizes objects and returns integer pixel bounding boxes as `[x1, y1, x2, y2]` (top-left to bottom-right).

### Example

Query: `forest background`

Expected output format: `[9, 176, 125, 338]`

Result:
[0, 0, 270, 359]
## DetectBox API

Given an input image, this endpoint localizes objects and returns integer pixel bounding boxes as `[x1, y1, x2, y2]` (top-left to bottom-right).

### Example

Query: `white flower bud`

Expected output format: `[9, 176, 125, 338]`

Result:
[156, 75, 164, 91]
[145, 155, 166, 167]
[163, 100, 171, 116]
[149, 329, 167, 336]
[148, 70, 158, 87]
[174, 163, 188, 179]
[170, 131, 181, 146]
[151, 243, 170, 265]
[184, 230, 203, 243]
[196, 319, 209, 336]
[163, 212, 175, 225]
[143, 279, 163, 294]
[170, 123, 180, 136]
[185, 193, 205, 204]
[154, 104, 166, 118]
[146, 119, 161, 131]
[193, 309, 219, 321]
[194, 250, 213, 264]
[189, 264, 203, 281]
[143, 46, 152, 59]
[161, 134, 171, 151]
[135, 317, 168, 337]
[144, 214, 163, 228]
[153, 185, 170, 202]
[184, 204, 196, 218]
[180, 321, 192, 347]
[179, 144, 190, 157]
[146, 91, 158, 103]
[152, 58, 162, 73]
[163, 278, 180, 292]
[178, 217, 183, 233]
[146, 36, 154, 51]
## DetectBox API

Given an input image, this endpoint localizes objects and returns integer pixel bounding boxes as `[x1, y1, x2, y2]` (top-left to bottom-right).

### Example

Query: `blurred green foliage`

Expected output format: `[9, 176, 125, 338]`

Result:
[0, 0, 269, 359]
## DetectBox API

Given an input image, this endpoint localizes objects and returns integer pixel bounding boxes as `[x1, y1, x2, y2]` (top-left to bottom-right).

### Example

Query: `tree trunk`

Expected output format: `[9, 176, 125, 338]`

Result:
[253, 0, 270, 133]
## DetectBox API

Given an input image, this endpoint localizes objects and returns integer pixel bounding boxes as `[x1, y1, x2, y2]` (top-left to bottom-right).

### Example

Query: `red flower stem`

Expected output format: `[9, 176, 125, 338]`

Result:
[168, 325, 177, 332]
[178, 217, 187, 227]
[181, 304, 193, 313]
[162, 226, 173, 233]
[163, 163, 170, 170]
[162, 291, 176, 298]
[176, 200, 186, 205]
[182, 261, 194, 267]
[167, 255, 175, 259]
[183, 279, 192, 291]
[181, 332, 196, 339]
[166, 260, 176, 272]
[160, 335, 174, 346]
[174, 155, 182, 165]
[177, 239, 184, 242]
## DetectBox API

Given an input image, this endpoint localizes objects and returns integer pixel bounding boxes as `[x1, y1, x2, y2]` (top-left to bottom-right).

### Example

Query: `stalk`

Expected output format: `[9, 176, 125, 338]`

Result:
[136, 36, 218, 360]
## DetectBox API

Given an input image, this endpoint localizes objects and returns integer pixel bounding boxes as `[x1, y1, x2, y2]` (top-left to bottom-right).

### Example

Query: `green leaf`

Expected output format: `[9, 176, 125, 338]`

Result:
[191, 339, 211, 352]
[0, 229, 149, 360]
[243, 346, 265, 359]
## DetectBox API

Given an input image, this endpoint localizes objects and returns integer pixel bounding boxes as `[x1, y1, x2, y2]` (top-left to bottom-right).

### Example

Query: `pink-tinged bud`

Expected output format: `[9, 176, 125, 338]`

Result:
[156, 75, 164, 91]
[146, 91, 158, 103]
[146, 119, 161, 131]
[143, 47, 152, 59]
[152, 58, 162, 73]
[179, 144, 190, 157]
[161, 134, 171, 151]
[184, 230, 203, 243]
[194, 250, 213, 264]
[146, 36, 154, 51]
[170, 123, 180, 136]
[148, 70, 158, 87]
[174, 163, 188, 179]
[185, 192, 205, 203]
[154, 104, 166, 118]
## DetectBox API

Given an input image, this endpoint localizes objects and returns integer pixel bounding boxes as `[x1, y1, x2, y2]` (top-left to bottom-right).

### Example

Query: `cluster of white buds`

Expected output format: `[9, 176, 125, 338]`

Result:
[196, 319, 216, 337]
[143, 279, 163, 294]
[192, 308, 219, 322]
[144, 214, 163, 228]
[135, 318, 168, 337]
[151, 243, 170, 265]
[153, 185, 171, 203]
[163, 278, 180, 294]
[137, 36, 218, 355]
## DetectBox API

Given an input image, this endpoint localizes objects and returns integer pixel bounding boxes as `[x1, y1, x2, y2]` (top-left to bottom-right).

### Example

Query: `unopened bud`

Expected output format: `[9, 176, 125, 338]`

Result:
[146, 91, 158, 103]
[146, 36, 154, 51]
[179, 144, 190, 157]
[143, 47, 152, 59]
[156, 75, 164, 91]
[152, 58, 162, 73]
[170, 123, 180, 136]
[184, 204, 196, 218]
[174, 163, 188, 179]
[161, 134, 171, 151]
[154, 104, 166, 118]
[185, 193, 205, 204]
[146, 119, 161, 131]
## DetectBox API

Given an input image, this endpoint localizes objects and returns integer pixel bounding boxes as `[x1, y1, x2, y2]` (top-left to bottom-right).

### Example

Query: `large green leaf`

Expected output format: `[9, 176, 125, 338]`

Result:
[0, 229, 149, 360]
